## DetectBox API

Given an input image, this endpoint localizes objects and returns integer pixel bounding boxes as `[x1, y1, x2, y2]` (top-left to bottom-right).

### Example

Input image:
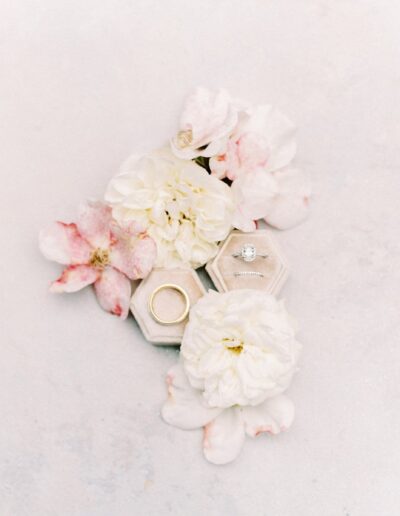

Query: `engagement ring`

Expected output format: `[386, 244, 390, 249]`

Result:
[232, 244, 268, 263]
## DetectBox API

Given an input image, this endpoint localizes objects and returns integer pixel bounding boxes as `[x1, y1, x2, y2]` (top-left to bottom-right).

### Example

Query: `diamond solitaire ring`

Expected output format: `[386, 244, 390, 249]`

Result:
[232, 244, 268, 263]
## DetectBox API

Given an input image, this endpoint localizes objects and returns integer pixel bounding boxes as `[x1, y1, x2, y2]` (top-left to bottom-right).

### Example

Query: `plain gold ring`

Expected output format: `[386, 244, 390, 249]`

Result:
[148, 283, 190, 325]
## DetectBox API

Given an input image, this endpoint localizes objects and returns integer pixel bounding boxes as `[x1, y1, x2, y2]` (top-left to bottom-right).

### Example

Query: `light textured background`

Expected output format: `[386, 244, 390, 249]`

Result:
[1, 1, 400, 515]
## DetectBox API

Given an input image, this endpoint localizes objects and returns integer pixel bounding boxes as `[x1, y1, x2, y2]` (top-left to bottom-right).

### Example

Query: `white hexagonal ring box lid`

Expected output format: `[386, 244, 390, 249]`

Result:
[130, 268, 206, 345]
[206, 230, 289, 295]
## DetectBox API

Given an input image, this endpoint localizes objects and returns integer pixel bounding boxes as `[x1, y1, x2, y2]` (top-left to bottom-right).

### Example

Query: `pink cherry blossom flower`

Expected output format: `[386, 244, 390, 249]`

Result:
[39, 201, 157, 319]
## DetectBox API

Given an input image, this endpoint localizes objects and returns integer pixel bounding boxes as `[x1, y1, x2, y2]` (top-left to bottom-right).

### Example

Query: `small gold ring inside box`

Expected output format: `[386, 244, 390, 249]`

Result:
[148, 283, 190, 325]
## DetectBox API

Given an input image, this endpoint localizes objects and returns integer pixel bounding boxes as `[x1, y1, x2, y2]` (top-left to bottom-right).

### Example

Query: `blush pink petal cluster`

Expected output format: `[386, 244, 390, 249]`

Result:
[171, 89, 311, 232]
[39, 201, 156, 319]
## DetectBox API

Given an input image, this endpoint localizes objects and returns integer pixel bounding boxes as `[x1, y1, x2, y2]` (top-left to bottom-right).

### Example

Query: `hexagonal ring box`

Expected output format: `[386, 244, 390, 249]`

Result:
[206, 230, 289, 295]
[130, 268, 206, 345]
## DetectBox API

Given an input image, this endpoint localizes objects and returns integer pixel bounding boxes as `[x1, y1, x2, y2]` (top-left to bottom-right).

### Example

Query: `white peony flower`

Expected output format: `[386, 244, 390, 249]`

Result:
[162, 290, 302, 464]
[170, 87, 240, 160]
[105, 150, 234, 269]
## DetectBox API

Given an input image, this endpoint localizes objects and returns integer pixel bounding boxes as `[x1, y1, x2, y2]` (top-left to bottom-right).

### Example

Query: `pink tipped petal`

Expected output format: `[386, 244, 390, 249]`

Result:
[110, 232, 157, 280]
[203, 407, 245, 465]
[50, 264, 99, 293]
[242, 394, 295, 438]
[162, 363, 223, 430]
[94, 267, 131, 319]
[264, 168, 311, 230]
[77, 201, 113, 248]
[39, 222, 92, 265]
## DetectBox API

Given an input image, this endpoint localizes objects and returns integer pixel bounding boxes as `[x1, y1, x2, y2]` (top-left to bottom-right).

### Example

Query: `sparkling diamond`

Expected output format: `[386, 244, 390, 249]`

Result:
[241, 244, 256, 262]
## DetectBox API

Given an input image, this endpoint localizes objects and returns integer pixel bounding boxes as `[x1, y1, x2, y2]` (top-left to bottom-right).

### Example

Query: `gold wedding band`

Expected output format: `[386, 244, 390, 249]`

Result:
[148, 283, 190, 325]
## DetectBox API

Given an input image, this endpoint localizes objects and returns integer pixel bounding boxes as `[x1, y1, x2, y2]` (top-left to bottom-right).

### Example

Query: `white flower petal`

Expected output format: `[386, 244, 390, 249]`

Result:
[162, 363, 222, 430]
[203, 407, 245, 465]
[231, 169, 278, 232]
[171, 87, 239, 159]
[264, 168, 311, 229]
[242, 394, 295, 437]
[210, 104, 297, 179]
[181, 290, 301, 408]
[241, 105, 297, 173]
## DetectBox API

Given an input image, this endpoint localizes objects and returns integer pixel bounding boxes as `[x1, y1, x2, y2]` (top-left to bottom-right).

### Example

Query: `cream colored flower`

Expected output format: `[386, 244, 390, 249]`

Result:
[181, 289, 301, 408]
[105, 150, 234, 268]
[170, 87, 240, 160]
[162, 289, 301, 465]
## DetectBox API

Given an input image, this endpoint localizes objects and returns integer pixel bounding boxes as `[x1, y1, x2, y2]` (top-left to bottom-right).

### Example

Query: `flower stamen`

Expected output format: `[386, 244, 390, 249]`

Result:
[89, 248, 110, 269]
[222, 337, 244, 354]
[177, 129, 193, 148]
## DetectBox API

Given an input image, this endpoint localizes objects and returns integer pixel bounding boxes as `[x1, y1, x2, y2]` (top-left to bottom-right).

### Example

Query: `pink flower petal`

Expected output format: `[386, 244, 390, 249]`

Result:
[50, 264, 99, 293]
[242, 394, 295, 438]
[77, 201, 113, 249]
[39, 222, 92, 265]
[264, 168, 311, 230]
[162, 363, 223, 430]
[110, 227, 157, 280]
[94, 267, 131, 319]
[203, 407, 245, 465]
[231, 169, 278, 232]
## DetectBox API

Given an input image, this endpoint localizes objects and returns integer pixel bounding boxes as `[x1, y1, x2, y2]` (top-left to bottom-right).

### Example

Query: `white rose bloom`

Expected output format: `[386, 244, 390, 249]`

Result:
[162, 289, 302, 465]
[182, 289, 301, 408]
[105, 150, 234, 269]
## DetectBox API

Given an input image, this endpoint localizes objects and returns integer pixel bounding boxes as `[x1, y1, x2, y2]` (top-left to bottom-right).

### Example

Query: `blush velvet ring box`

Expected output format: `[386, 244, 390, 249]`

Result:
[206, 230, 289, 296]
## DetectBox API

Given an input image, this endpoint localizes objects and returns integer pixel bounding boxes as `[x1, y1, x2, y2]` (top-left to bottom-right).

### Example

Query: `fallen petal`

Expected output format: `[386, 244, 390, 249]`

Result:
[162, 363, 222, 430]
[50, 264, 99, 293]
[242, 394, 295, 438]
[39, 222, 92, 265]
[94, 267, 131, 319]
[203, 407, 245, 465]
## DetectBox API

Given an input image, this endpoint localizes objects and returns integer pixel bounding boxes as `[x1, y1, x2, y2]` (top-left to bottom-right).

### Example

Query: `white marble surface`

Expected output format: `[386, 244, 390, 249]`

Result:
[1, 1, 400, 515]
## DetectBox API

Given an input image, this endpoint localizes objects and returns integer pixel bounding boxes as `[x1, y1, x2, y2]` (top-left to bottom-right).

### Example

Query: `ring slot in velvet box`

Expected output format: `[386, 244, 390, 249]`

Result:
[205, 230, 289, 295]
[130, 268, 206, 345]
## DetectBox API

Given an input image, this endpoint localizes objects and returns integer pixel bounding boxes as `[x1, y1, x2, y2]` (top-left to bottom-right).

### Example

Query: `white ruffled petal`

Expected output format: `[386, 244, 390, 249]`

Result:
[242, 394, 295, 437]
[203, 407, 245, 465]
[162, 363, 222, 430]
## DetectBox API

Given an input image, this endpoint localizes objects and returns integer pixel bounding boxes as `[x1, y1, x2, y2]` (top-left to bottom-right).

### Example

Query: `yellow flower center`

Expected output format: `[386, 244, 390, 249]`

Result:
[177, 129, 193, 148]
[89, 248, 110, 269]
[222, 337, 244, 355]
